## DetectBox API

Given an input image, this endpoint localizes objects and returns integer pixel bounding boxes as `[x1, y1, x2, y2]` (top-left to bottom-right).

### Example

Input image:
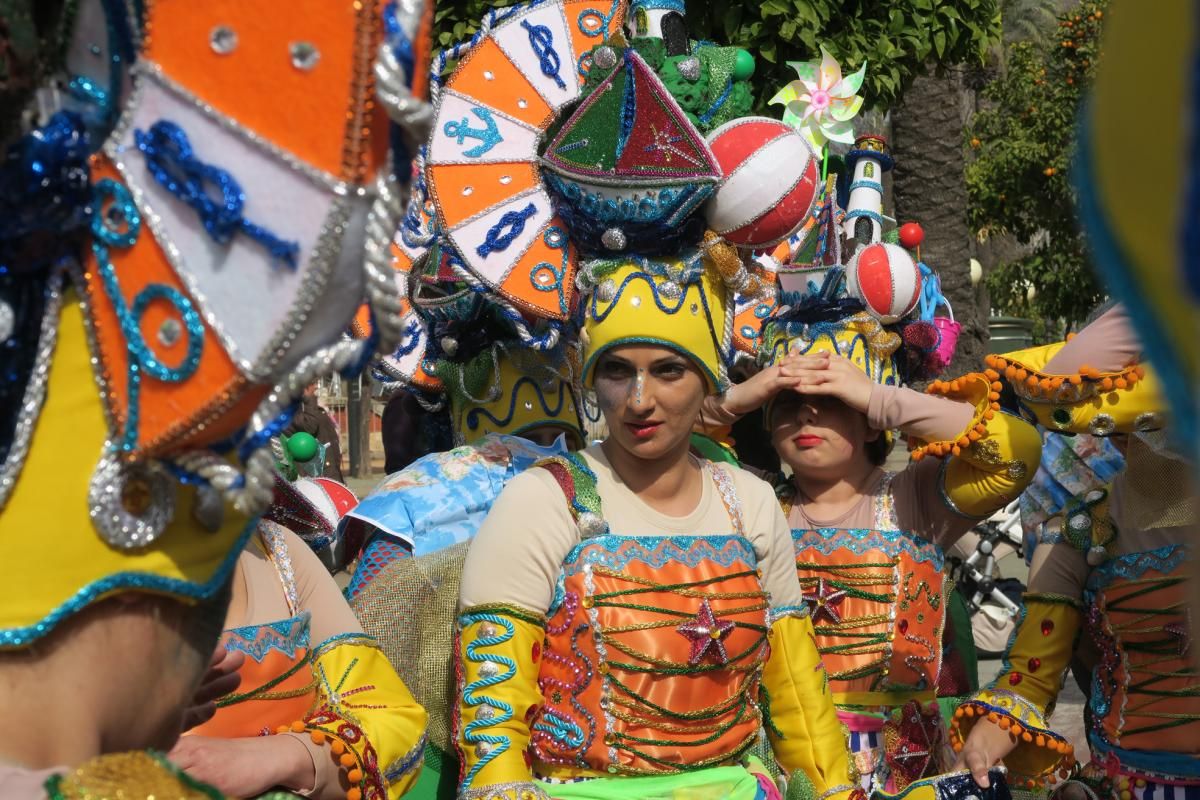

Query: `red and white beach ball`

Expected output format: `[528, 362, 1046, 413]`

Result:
[297, 477, 360, 527]
[846, 242, 922, 323]
[703, 117, 819, 249]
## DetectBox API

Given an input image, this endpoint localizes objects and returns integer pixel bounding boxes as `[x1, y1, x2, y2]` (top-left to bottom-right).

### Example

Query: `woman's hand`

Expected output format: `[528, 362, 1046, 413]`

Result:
[791, 352, 875, 415]
[951, 716, 1020, 787]
[719, 353, 830, 417]
[169, 734, 316, 797]
[180, 646, 245, 732]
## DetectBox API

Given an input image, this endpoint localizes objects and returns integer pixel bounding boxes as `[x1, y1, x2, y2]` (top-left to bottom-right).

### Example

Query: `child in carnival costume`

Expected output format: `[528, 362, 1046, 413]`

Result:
[0, 0, 429, 796]
[424, 2, 859, 799]
[700, 131, 1043, 793]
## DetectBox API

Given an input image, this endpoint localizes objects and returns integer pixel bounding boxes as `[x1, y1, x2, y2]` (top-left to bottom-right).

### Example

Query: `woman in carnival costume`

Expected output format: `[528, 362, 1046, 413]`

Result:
[173, 468, 429, 800]
[421, 2, 859, 799]
[0, 0, 428, 796]
[698, 128, 1043, 793]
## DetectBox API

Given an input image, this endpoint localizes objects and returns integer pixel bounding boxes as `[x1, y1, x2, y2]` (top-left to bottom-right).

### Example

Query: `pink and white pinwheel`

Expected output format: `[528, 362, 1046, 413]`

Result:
[770, 45, 866, 155]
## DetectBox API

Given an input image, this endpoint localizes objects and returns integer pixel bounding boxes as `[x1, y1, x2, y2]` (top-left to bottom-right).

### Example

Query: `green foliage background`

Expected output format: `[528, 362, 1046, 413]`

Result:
[965, 0, 1108, 335]
[431, 0, 1001, 110]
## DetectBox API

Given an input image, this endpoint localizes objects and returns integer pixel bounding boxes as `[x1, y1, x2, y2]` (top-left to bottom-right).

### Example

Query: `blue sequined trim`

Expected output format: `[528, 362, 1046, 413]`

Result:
[561, 534, 758, 575]
[1088, 737, 1200, 781]
[791, 527, 945, 569]
[1085, 544, 1189, 591]
[385, 731, 429, 782]
[224, 611, 311, 662]
[768, 604, 811, 625]
[0, 517, 257, 648]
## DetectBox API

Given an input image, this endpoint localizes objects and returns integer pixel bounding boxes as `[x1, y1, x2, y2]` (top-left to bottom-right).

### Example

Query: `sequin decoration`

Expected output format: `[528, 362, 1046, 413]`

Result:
[90, 179, 206, 454]
[442, 107, 503, 159]
[209, 25, 238, 55]
[803, 577, 848, 624]
[88, 451, 175, 549]
[0, 272, 61, 513]
[0, 300, 13, 341]
[289, 41, 321, 70]
[676, 598, 736, 665]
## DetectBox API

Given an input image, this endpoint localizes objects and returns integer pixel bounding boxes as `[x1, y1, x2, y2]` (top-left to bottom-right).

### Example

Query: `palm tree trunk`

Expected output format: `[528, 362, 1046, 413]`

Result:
[890, 68, 989, 376]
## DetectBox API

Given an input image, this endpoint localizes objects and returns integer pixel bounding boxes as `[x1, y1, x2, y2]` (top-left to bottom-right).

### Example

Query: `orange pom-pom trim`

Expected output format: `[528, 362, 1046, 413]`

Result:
[348, 768, 364, 783]
[340, 753, 357, 769]
[311, 730, 326, 746]
[291, 721, 306, 733]
[347, 789, 363, 800]
[332, 740, 346, 756]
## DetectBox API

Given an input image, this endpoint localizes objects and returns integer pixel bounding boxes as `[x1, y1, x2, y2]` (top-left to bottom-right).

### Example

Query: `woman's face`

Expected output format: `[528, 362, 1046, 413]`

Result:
[769, 391, 877, 480]
[593, 345, 708, 462]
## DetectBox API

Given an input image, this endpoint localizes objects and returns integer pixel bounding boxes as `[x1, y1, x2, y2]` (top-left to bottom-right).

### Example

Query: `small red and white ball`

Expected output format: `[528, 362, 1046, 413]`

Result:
[703, 117, 819, 249]
[847, 242, 922, 323]
[296, 477, 359, 528]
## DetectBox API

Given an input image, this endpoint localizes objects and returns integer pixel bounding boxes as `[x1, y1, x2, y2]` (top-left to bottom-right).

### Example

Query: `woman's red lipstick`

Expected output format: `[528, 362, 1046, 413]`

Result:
[627, 421, 663, 439]
[792, 434, 822, 447]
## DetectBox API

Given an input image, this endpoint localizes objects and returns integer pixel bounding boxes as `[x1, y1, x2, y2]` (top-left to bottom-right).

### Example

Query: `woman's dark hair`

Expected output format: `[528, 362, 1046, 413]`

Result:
[731, 408, 780, 474]
[865, 431, 891, 467]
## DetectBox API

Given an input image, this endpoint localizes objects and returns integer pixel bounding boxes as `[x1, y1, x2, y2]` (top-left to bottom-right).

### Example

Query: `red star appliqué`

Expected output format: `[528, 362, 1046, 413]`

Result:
[1166, 613, 1192, 657]
[677, 599, 736, 665]
[803, 577, 848, 624]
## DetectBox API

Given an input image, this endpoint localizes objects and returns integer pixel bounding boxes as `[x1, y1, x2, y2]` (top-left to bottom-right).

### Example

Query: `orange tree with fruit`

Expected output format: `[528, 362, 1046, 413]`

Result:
[965, 0, 1107, 336]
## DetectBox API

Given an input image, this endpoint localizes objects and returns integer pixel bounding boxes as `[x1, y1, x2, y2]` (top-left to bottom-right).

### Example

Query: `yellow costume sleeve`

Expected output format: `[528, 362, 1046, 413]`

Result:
[761, 610, 861, 800]
[949, 594, 1081, 790]
[456, 605, 549, 800]
[986, 344, 1165, 436]
[276, 634, 429, 800]
[908, 372, 1043, 518]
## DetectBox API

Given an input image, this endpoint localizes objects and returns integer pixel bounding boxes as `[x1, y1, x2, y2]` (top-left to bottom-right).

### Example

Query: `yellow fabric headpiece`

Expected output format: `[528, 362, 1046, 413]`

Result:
[444, 345, 584, 447]
[759, 310, 901, 386]
[582, 252, 732, 393]
[0, 295, 252, 649]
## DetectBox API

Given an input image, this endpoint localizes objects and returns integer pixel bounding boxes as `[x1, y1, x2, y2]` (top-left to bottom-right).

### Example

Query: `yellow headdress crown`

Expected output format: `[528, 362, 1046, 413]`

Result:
[580, 246, 736, 393]
[760, 307, 901, 386]
[439, 344, 584, 447]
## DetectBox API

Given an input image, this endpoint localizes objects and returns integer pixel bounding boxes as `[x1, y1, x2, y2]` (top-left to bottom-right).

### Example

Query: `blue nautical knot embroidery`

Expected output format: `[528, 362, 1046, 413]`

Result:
[443, 107, 503, 159]
[476, 202, 538, 258]
[533, 710, 587, 749]
[521, 20, 566, 90]
[91, 179, 205, 452]
[134, 120, 300, 268]
[394, 318, 423, 358]
[530, 226, 569, 314]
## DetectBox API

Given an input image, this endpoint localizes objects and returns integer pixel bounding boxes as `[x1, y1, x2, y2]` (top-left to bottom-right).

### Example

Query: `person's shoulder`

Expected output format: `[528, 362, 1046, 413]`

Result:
[497, 457, 573, 506]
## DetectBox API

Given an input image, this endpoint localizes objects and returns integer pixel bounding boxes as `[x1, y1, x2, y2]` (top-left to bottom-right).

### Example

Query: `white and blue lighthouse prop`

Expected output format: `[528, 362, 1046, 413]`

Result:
[842, 133, 894, 245]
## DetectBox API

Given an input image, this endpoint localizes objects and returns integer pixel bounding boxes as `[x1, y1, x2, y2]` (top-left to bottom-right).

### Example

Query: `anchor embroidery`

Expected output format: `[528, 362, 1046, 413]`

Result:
[443, 107, 503, 158]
